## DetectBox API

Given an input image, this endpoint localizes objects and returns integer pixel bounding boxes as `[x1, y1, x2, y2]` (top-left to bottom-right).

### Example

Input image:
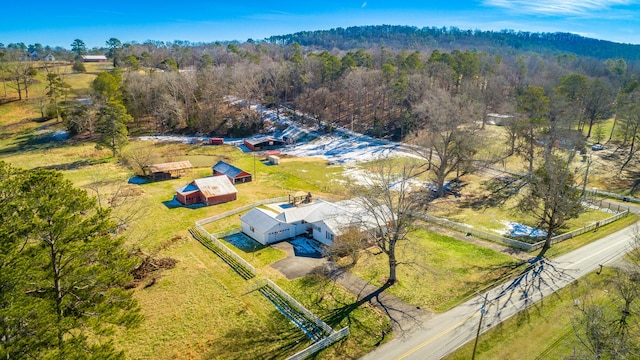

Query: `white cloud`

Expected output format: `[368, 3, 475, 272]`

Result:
[483, 0, 637, 16]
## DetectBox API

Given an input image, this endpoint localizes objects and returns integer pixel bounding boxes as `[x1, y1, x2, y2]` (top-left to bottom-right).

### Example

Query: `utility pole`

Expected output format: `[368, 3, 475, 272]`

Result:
[472, 292, 489, 360]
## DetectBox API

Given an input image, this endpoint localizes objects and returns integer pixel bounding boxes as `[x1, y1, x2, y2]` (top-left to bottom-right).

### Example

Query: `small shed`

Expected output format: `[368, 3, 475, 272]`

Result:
[212, 160, 252, 184]
[175, 176, 237, 206]
[44, 54, 56, 62]
[267, 155, 280, 165]
[147, 161, 193, 181]
[244, 136, 285, 151]
[208, 138, 224, 145]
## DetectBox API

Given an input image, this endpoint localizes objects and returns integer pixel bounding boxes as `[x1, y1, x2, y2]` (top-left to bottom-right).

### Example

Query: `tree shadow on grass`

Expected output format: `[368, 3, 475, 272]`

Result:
[461, 175, 527, 210]
[321, 266, 426, 338]
[33, 159, 106, 172]
[0, 130, 66, 155]
[206, 310, 314, 360]
[486, 257, 575, 326]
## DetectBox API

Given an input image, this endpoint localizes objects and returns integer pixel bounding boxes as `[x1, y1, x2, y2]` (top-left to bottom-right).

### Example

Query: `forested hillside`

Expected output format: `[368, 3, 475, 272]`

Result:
[267, 25, 640, 61]
[2, 24, 639, 178]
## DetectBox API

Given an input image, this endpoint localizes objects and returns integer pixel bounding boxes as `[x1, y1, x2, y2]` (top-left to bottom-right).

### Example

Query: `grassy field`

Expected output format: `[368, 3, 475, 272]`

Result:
[347, 228, 522, 312]
[445, 268, 625, 360]
[116, 238, 390, 360]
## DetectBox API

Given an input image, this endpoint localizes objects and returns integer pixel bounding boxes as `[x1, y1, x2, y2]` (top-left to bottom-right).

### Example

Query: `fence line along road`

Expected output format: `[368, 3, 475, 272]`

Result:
[414, 209, 629, 252]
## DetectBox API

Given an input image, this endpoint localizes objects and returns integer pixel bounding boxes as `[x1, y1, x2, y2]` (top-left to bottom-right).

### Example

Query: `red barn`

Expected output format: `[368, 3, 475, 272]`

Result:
[175, 176, 237, 206]
[243, 136, 285, 151]
[212, 160, 252, 184]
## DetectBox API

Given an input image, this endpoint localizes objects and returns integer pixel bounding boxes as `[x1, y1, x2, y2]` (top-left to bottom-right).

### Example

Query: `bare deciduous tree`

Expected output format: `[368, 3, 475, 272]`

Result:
[349, 159, 428, 285]
[517, 148, 583, 259]
[573, 229, 640, 359]
[411, 89, 482, 197]
[123, 145, 158, 177]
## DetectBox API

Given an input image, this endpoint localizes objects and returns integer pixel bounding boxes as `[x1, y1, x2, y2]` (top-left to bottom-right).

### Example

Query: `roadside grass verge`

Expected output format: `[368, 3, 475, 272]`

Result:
[540, 213, 638, 258]
[347, 228, 522, 313]
[445, 268, 619, 360]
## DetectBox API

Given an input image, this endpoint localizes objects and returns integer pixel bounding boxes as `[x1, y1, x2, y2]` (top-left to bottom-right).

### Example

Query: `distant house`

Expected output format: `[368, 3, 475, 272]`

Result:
[240, 199, 370, 246]
[175, 176, 237, 206]
[212, 160, 252, 184]
[244, 136, 285, 151]
[44, 53, 56, 62]
[82, 55, 107, 62]
[147, 161, 193, 181]
[207, 138, 224, 145]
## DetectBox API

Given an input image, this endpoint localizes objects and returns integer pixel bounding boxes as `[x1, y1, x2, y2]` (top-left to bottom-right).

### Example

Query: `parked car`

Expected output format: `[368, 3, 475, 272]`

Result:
[591, 143, 605, 151]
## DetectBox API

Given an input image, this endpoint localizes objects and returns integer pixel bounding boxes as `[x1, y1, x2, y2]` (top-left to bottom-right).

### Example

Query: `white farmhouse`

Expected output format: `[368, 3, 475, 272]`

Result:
[241, 200, 364, 246]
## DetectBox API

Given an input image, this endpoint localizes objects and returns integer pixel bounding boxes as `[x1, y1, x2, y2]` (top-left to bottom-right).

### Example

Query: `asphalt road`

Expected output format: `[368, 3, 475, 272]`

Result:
[362, 220, 639, 360]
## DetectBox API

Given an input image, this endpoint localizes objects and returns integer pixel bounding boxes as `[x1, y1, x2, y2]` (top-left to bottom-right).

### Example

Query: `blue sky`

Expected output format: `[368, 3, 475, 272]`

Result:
[2, 0, 640, 48]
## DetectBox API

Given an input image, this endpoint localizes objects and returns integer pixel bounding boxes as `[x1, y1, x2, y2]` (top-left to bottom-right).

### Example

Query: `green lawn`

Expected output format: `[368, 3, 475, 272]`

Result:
[348, 228, 522, 312]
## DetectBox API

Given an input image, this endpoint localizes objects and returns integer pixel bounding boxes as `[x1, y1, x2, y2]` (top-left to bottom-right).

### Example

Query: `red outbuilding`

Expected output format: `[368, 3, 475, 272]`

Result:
[175, 176, 237, 206]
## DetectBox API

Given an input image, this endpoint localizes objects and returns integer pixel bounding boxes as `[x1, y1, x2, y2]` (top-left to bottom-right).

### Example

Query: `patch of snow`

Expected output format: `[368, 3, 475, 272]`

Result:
[582, 202, 619, 214]
[499, 221, 548, 238]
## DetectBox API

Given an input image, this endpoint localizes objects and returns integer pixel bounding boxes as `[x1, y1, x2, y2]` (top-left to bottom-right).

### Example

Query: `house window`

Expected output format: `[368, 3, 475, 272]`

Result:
[326, 233, 334, 241]
[250, 226, 255, 232]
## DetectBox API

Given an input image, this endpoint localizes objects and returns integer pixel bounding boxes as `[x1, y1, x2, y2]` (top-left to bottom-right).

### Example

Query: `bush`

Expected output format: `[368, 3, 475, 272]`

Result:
[72, 61, 86, 73]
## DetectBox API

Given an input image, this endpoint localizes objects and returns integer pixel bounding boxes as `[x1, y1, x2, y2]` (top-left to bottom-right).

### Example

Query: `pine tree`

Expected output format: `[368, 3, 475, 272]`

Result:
[0, 163, 141, 359]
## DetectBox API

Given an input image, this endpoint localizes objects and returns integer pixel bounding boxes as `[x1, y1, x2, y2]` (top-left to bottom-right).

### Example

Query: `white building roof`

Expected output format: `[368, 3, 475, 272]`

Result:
[243, 199, 383, 238]
[240, 207, 283, 233]
[82, 55, 107, 60]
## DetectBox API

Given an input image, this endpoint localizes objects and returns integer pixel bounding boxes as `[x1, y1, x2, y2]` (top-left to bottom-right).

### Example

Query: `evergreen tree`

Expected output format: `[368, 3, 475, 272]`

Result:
[96, 100, 132, 156]
[0, 163, 141, 359]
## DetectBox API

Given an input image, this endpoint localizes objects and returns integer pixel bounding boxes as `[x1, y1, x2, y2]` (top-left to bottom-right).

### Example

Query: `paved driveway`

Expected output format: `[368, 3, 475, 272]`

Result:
[270, 241, 329, 279]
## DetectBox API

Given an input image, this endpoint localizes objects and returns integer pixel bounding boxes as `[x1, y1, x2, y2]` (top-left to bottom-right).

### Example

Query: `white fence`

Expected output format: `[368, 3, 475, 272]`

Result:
[546, 210, 629, 245]
[415, 210, 629, 252]
[585, 189, 640, 204]
[286, 327, 351, 360]
[193, 223, 256, 276]
[192, 198, 351, 359]
[262, 279, 334, 335]
[195, 196, 289, 226]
